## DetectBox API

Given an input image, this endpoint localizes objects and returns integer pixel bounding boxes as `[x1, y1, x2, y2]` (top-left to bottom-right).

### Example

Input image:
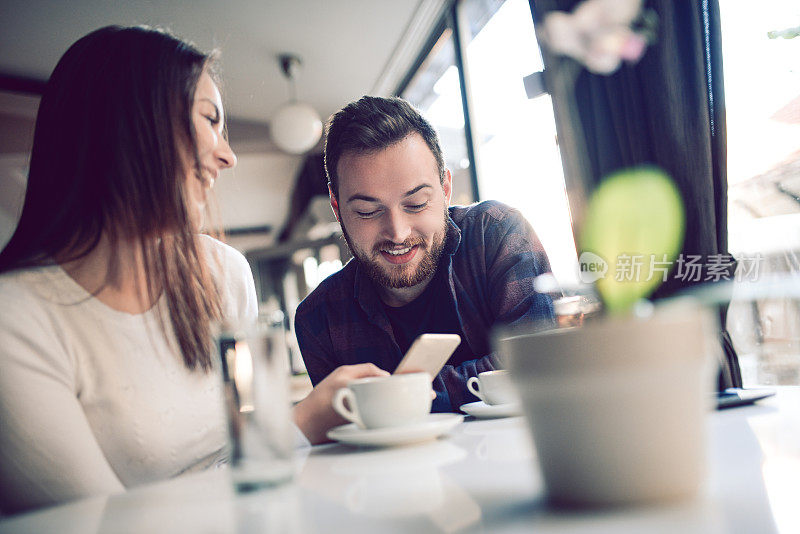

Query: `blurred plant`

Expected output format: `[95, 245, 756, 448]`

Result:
[579, 167, 685, 315]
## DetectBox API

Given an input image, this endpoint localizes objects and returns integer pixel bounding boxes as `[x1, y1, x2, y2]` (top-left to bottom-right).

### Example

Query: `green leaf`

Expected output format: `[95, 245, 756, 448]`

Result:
[579, 166, 685, 315]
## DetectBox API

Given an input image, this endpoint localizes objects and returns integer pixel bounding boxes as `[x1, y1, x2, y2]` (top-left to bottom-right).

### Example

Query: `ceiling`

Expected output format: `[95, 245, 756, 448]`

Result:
[0, 0, 455, 248]
[0, 0, 442, 125]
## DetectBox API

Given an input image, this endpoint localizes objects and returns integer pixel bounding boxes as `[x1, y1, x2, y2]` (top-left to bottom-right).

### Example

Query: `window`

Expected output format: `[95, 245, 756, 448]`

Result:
[401, 25, 476, 207]
[462, 0, 577, 287]
[720, 0, 800, 385]
[400, 0, 578, 287]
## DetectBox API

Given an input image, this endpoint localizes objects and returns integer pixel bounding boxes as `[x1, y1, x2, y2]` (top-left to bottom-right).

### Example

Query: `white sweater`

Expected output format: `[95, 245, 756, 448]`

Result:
[0, 236, 258, 513]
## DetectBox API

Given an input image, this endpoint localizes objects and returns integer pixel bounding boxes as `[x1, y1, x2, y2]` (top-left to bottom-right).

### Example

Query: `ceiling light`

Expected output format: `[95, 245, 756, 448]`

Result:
[270, 54, 323, 154]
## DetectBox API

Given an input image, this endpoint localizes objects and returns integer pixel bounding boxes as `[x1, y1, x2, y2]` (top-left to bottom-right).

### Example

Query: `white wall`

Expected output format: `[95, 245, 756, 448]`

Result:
[214, 152, 302, 234]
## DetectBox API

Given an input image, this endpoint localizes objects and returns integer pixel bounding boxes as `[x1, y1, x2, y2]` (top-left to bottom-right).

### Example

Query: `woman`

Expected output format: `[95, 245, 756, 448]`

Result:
[0, 25, 385, 514]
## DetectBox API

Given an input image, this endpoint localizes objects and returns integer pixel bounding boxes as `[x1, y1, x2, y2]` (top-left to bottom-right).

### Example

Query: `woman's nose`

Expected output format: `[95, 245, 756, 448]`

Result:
[216, 136, 237, 169]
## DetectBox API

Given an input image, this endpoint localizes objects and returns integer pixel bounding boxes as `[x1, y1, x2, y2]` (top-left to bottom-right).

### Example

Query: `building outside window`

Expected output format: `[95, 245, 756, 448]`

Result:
[720, 0, 800, 386]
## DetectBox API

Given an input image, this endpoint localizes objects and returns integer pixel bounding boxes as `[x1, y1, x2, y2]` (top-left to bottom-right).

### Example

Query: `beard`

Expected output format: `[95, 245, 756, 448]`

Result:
[341, 209, 449, 289]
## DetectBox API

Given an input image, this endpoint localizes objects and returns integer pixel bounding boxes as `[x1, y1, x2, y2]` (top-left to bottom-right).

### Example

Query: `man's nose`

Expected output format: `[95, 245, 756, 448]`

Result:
[381, 209, 411, 244]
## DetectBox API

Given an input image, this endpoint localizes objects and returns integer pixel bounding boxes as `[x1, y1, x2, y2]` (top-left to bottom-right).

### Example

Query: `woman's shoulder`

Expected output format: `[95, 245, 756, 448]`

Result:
[0, 266, 62, 311]
[0, 267, 29, 296]
[198, 234, 253, 284]
[0, 262, 95, 312]
[197, 234, 257, 321]
[0, 272, 33, 327]
[198, 234, 248, 267]
[0, 267, 70, 370]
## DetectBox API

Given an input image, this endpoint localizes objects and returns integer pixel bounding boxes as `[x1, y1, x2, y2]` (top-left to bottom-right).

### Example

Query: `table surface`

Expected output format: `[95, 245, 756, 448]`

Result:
[2, 388, 799, 534]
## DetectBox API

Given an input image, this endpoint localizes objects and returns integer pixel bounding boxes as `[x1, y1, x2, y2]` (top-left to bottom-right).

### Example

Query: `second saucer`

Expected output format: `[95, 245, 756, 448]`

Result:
[460, 401, 522, 419]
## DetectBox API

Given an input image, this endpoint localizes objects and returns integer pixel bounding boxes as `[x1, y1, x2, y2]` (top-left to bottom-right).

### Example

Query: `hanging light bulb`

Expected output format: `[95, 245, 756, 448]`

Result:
[270, 54, 323, 154]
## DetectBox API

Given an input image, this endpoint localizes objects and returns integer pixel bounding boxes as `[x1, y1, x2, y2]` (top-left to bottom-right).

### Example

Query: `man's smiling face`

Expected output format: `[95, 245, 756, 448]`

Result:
[331, 132, 452, 292]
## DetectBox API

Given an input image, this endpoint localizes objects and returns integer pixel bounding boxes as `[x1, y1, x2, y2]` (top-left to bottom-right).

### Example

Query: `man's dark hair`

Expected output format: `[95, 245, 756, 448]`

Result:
[324, 96, 445, 198]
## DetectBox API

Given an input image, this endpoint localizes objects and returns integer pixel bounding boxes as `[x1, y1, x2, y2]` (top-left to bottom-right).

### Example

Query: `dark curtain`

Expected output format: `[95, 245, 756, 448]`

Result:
[530, 0, 741, 387]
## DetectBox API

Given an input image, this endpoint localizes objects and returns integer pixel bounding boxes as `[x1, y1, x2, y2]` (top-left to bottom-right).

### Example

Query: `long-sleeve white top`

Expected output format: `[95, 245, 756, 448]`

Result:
[0, 236, 258, 513]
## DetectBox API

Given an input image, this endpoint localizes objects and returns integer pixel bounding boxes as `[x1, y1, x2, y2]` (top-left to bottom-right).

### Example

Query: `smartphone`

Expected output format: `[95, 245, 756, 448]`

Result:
[393, 333, 461, 377]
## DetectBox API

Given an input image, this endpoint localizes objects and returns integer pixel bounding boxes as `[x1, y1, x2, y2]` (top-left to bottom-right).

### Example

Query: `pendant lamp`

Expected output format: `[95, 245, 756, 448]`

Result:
[270, 54, 323, 154]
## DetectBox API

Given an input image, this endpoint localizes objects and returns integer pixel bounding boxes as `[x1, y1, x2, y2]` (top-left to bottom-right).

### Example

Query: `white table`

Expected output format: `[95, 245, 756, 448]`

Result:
[2, 388, 798, 533]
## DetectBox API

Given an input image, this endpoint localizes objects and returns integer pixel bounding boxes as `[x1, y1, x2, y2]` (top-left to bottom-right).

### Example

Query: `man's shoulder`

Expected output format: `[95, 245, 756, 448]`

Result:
[449, 201, 528, 247]
[449, 200, 523, 228]
[448, 200, 547, 270]
[296, 259, 357, 319]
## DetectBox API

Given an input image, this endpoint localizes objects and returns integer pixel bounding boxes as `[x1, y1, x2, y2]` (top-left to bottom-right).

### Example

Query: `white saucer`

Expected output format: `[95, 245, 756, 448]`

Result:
[459, 400, 522, 419]
[327, 413, 464, 447]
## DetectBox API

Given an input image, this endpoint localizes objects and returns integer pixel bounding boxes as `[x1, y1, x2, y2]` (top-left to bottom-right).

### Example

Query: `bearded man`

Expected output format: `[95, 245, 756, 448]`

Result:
[294, 96, 554, 412]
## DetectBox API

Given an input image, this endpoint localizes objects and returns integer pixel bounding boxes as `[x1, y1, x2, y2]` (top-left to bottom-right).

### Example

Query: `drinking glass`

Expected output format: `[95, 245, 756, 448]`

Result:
[216, 312, 294, 491]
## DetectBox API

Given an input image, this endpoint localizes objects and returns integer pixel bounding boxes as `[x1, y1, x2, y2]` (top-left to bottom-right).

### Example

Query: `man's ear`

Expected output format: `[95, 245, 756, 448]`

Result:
[443, 169, 453, 206]
[328, 183, 341, 223]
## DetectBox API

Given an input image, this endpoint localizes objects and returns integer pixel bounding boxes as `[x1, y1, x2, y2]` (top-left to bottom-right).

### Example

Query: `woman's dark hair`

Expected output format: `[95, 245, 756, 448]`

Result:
[324, 96, 446, 199]
[0, 25, 223, 370]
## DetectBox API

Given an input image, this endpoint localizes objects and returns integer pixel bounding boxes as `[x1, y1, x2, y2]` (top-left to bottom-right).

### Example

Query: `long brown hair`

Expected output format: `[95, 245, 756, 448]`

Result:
[0, 26, 223, 371]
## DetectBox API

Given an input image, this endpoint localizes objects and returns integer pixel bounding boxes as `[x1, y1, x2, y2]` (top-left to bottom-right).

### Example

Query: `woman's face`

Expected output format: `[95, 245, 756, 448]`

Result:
[186, 71, 237, 227]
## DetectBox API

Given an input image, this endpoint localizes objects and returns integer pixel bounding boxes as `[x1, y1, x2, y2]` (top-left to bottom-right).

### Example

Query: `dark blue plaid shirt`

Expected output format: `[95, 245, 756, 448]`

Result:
[295, 201, 555, 411]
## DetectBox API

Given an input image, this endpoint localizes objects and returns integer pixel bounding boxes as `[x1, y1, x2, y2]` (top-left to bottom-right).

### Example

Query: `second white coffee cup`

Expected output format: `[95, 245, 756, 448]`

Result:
[466, 370, 518, 406]
[332, 372, 433, 430]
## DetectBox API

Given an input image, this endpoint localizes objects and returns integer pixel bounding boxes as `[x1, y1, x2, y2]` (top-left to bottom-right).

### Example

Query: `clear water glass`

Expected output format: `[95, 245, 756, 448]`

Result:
[216, 313, 294, 491]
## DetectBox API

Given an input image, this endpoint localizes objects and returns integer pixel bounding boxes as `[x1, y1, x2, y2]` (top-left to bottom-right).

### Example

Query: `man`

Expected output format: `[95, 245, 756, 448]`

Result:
[295, 96, 554, 412]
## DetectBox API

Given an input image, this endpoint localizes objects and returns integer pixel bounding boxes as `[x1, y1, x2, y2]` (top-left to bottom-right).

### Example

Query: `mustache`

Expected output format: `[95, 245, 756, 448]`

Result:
[372, 237, 425, 254]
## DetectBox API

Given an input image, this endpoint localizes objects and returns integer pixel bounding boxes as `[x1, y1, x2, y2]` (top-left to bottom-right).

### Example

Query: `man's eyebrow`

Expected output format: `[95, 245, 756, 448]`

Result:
[346, 194, 380, 203]
[346, 184, 432, 204]
[347, 184, 433, 206]
[404, 184, 432, 197]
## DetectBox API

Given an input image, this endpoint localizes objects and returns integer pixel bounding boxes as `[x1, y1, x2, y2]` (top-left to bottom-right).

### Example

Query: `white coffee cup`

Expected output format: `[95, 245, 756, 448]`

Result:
[466, 370, 517, 405]
[332, 372, 433, 430]
[498, 303, 716, 507]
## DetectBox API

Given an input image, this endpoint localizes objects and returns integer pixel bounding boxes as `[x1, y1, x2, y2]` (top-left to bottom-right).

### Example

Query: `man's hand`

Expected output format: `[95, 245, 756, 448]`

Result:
[292, 363, 389, 445]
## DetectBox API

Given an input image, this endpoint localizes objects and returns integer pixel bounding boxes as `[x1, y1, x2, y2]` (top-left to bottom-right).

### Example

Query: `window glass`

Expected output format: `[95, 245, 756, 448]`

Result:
[720, 0, 800, 385]
[462, 0, 578, 287]
[402, 28, 475, 206]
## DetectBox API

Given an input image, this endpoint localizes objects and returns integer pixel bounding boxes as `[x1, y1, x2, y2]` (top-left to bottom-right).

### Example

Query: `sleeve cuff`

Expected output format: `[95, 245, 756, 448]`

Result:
[293, 422, 311, 449]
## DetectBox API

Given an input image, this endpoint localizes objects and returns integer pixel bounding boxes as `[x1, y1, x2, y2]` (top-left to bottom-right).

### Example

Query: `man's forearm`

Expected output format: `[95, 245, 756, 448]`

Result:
[292, 399, 336, 445]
